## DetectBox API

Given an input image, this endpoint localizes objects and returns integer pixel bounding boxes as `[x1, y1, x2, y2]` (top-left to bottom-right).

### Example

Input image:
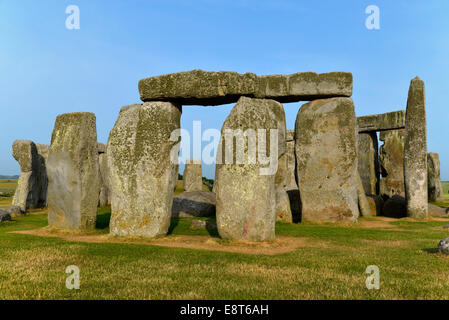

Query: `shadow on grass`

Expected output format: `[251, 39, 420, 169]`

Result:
[422, 248, 439, 254]
[96, 206, 111, 230]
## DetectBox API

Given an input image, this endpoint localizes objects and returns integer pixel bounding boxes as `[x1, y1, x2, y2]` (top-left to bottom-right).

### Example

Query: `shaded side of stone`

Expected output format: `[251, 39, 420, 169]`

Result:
[379, 129, 405, 198]
[427, 152, 443, 202]
[357, 132, 379, 195]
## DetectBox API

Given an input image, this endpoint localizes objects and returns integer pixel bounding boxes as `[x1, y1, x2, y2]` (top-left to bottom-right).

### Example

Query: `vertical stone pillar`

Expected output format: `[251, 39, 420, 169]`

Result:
[357, 132, 379, 195]
[404, 77, 428, 218]
[12, 140, 47, 212]
[379, 129, 405, 198]
[47, 112, 100, 229]
[295, 97, 359, 222]
[216, 97, 283, 241]
[427, 152, 443, 202]
[98, 143, 110, 207]
[183, 159, 203, 192]
[108, 102, 181, 238]
[285, 130, 297, 190]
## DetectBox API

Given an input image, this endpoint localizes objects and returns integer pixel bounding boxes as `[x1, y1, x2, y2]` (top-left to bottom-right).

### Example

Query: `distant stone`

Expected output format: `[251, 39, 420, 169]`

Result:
[216, 97, 283, 241]
[276, 188, 293, 223]
[366, 194, 384, 217]
[190, 219, 217, 231]
[0, 205, 23, 217]
[183, 159, 203, 192]
[0, 211, 11, 222]
[404, 77, 428, 218]
[98, 151, 110, 207]
[382, 195, 406, 218]
[379, 129, 405, 198]
[172, 190, 216, 218]
[12, 140, 48, 212]
[357, 132, 379, 195]
[357, 174, 376, 217]
[357, 110, 406, 133]
[97, 143, 107, 154]
[47, 112, 100, 229]
[285, 130, 297, 190]
[428, 203, 449, 218]
[295, 97, 359, 222]
[139, 69, 353, 105]
[108, 103, 181, 238]
[427, 153, 444, 202]
[438, 237, 449, 255]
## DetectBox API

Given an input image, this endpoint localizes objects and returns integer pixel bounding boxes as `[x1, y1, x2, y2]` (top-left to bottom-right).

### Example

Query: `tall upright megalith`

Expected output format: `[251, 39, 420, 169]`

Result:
[108, 102, 181, 238]
[98, 143, 110, 207]
[183, 159, 203, 192]
[427, 152, 443, 202]
[215, 97, 283, 241]
[357, 132, 379, 195]
[285, 130, 297, 190]
[47, 112, 100, 229]
[379, 129, 405, 198]
[404, 77, 428, 218]
[12, 140, 48, 212]
[295, 97, 359, 222]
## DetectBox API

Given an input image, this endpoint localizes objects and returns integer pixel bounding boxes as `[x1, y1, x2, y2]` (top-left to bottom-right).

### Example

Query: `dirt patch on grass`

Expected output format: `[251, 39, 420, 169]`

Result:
[12, 228, 311, 255]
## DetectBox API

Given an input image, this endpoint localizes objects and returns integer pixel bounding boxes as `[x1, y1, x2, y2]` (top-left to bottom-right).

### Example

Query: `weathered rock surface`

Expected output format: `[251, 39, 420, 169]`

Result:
[190, 219, 217, 231]
[404, 77, 428, 218]
[12, 140, 48, 212]
[276, 188, 293, 223]
[382, 195, 406, 218]
[139, 70, 353, 105]
[285, 130, 297, 190]
[438, 237, 449, 255]
[357, 174, 376, 217]
[428, 203, 449, 217]
[215, 97, 283, 241]
[172, 190, 216, 218]
[379, 129, 405, 198]
[295, 97, 359, 222]
[98, 150, 110, 207]
[183, 159, 203, 192]
[357, 132, 379, 195]
[0, 211, 11, 222]
[108, 103, 181, 238]
[427, 153, 443, 202]
[366, 194, 384, 217]
[47, 112, 100, 230]
[0, 205, 23, 217]
[357, 110, 406, 133]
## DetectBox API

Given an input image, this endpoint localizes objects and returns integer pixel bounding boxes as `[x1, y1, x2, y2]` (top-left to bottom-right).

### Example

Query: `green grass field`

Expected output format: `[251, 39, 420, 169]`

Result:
[0, 179, 17, 206]
[1, 179, 449, 300]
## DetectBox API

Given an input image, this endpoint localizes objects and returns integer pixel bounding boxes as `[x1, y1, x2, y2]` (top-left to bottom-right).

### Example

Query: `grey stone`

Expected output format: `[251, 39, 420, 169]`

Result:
[98, 151, 110, 207]
[366, 194, 384, 217]
[404, 77, 428, 218]
[357, 110, 406, 133]
[97, 143, 107, 154]
[108, 102, 181, 238]
[0, 205, 23, 217]
[183, 159, 203, 192]
[285, 130, 297, 190]
[427, 153, 443, 202]
[0, 211, 11, 222]
[139, 69, 353, 105]
[47, 112, 100, 230]
[172, 190, 216, 218]
[382, 195, 406, 218]
[295, 97, 359, 222]
[276, 188, 293, 223]
[189, 219, 217, 231]
[357, 132, 379, 195]
[215, 97, 283, 241]
[379, 129, 405, 198]
[12, 140, 48, 212]
[428, 203, 449, 217]
[357, 174, 376, 217]
[438, 237, 449, 255]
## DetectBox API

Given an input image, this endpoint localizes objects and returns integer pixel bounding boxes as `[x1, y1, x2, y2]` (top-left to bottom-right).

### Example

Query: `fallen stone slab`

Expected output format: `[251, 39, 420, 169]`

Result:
[0, 211, 11, 222]
[357, 110, 406, 133]
[428, 203, 449, 218]
[189, 219, 217, 231]
[139, 69, 353, 105]
[172, 190, 216, 218]
[0, 205, 23, 217]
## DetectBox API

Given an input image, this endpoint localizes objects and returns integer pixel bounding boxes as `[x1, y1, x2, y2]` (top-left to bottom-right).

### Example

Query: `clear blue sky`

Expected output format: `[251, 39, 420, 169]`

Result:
[0, 0, 448, 180]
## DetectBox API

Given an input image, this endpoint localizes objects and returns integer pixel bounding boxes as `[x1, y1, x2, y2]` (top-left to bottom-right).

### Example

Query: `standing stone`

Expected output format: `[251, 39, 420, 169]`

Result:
[427, 152, 443, 202]
[404, 77, 428, 218]
[98, 144, 110, 207]
[379, 129, 405, 198]
[215, 97, 283, 241]
[357, 132, 379, 195]
[47, 112, 100, 229]
[285, 130, 297, 190]
[108, 102, 181, 238]
[357, 174, 376, 217]
[295, 97, 359, 222]
[183, 159, 203, 192]
[12, 140, 47, 212]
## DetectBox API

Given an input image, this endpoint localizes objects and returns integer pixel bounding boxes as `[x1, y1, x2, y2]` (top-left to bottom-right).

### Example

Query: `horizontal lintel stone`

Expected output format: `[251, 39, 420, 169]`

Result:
[357, 110, 406, 133]
[138, 69, 353, 106]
